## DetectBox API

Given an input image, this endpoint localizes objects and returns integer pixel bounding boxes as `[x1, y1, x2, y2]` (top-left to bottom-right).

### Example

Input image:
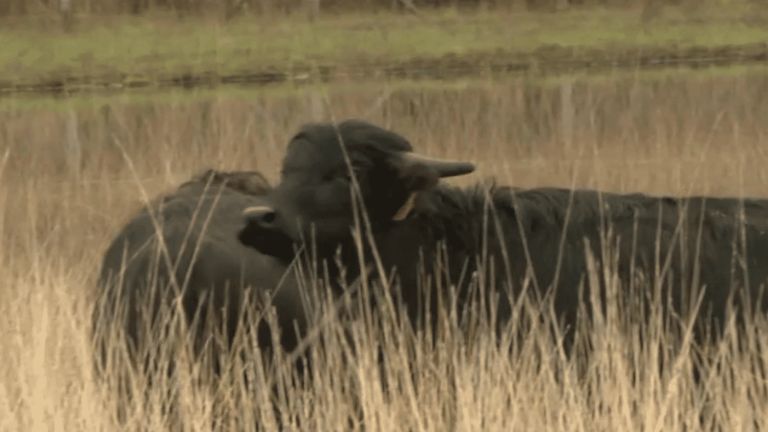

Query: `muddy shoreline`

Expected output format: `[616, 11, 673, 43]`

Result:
[2, 42, 767, 97]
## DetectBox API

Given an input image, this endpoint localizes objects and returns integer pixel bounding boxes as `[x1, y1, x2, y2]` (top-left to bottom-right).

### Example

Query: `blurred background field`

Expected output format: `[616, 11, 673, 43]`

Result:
[2, 0, 768, 92]
[1, 2, 768, 430]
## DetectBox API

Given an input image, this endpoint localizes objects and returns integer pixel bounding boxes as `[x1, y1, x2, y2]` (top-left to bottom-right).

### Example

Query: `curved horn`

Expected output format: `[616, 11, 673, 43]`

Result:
[400, 152, 476, 178]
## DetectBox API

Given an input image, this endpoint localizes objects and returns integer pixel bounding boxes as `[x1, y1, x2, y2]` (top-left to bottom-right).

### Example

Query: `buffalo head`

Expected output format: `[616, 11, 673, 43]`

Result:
[238, 120, 475, 261]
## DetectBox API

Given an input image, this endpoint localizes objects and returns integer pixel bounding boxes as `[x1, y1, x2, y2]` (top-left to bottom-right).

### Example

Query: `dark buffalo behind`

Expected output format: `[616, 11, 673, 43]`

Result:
[95, 169, 310, 380]
[239, 120, 768, 354]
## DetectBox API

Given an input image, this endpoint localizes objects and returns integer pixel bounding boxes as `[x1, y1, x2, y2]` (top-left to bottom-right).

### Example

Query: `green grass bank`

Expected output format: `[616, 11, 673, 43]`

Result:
[2, 5, 768, 93]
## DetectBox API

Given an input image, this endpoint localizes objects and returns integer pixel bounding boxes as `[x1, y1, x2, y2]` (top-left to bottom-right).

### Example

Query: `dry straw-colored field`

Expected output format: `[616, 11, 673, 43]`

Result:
[2, 69, 768, 431]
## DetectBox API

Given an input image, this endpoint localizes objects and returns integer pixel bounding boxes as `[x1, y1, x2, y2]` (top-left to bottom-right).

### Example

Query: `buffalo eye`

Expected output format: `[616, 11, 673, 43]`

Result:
[321, 165, 358, 183]
[321, 170, 336, 182]
[348, 166, 364, 182]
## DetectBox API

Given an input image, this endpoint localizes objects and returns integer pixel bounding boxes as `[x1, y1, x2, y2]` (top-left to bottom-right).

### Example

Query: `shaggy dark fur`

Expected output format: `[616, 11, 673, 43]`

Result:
[96, 169, 309, 374]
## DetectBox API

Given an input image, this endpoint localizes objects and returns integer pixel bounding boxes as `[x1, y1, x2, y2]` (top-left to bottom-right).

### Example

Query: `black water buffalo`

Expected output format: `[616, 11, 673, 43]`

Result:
[95, 169, 310, 372]
[238, 120, 768, 351]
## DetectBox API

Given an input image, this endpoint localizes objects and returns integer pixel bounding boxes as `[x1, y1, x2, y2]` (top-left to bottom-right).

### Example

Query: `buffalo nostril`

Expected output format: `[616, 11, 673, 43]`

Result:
[243, 205, 277, 227]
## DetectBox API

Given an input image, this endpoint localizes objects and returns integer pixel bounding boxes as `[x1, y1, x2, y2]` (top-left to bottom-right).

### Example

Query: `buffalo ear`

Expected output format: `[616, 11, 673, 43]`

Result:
[396, 151, 475, 193]
[390, 153, 474, 221]
[398, 160, 442, 193]
[389, 161, 441, 221]
[392, 192, 418, 221]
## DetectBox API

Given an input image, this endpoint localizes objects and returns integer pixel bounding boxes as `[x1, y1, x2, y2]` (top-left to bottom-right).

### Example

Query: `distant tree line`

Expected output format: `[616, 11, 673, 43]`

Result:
[0, 0, 731, 17]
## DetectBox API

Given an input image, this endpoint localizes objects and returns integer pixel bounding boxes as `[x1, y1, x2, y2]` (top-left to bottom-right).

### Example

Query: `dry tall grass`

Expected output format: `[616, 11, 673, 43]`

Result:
[2, 70, 768, 431]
